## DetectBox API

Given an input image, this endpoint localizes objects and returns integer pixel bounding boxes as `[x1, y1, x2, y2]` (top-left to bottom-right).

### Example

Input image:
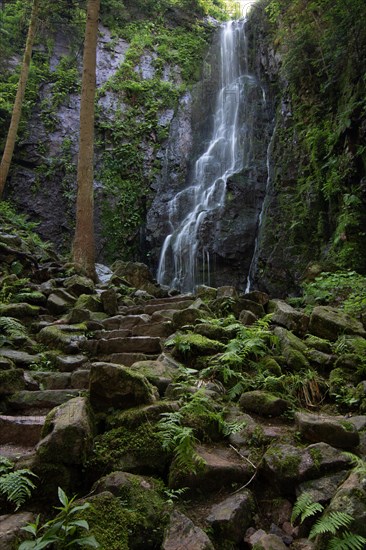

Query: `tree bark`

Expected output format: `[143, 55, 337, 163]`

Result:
[0, 0, 40, 198]
[72, 0, 99, 280]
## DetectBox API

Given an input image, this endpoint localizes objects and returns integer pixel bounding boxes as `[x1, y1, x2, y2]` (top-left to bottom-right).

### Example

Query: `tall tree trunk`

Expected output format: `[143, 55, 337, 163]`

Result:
[72, 0, 99, 280]
[0, 0, 40, 198]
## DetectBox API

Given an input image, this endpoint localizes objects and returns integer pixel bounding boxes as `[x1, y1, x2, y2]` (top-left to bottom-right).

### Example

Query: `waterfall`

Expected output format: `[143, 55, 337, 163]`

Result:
[157, 2, 259, 293]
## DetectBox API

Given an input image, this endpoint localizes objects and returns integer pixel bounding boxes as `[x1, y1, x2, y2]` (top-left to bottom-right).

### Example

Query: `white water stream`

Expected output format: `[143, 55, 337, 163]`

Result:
[157, 2, 258, 292]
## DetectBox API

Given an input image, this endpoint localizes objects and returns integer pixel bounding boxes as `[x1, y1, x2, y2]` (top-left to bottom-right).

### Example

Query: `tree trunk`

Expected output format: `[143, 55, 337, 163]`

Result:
[0, 0, 40, 198]
[72, 0, 99, 280]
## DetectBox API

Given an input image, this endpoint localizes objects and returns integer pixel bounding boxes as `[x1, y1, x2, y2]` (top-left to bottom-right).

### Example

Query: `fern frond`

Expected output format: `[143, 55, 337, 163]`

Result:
[341, 453, 366, 474]
[309, 512, 354, 538]
[328, 532, 366, 550]
[0, 316, 28, 340]
[0, 455, 13, 476]
[291, 492, 324, 524]
[0, 469, 37, 510]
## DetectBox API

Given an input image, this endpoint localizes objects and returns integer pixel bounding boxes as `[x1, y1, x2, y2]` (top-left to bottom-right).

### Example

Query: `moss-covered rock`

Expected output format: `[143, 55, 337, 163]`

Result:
[36, 396, 94, 465]
[89, 471, 167, 549]
[106, 401, 179, 430]
[295, 412, 359, 449]
[167, 333, 225, 366]
[239, 390, 291, 417]
[64, 275, 95, 296]
[309, 306, 366, 340]
[0, 303, 39, 318]
[75, 294, 103, 313]
[0, 368, 25, 396]
[89, 362, 158, 412]
[37, 324, 87, 353]
[87, 422, 169, 478]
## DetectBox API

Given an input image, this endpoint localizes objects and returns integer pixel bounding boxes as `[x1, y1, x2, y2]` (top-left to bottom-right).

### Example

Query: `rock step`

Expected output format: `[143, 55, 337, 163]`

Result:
[97, 336, 162, 355]
[99, 353, 159, 367]
[93, 329, 131, 339]
[131, 322, 173, 338]
[30, 370, 90, 390]
[0, 415, 46, 446]
[143, 300, 194, 315]
[6, 389, 82, 415]
[120, 299, 194, 316]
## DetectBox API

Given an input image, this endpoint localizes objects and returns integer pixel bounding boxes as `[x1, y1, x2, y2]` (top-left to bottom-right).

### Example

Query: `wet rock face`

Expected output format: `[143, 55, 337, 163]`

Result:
[5, 25, 129, 258]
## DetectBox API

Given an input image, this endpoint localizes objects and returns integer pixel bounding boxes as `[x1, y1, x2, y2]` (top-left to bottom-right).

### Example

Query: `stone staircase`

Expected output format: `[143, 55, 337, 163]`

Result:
[0, 294, 193, 458]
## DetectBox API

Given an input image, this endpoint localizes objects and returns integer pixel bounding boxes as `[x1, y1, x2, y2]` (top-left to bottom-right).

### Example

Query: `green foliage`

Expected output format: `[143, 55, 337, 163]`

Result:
[158, 412, 205, 474]
[302, 271, 366, 317]
[0, 316, 28, 346]
[19, 487, 99, 549]
[257, 0, 366, 276]
[309, 511, 353, 538]
[0, 455, 37, 511]
[291, 489, 366, 550]
[291, 491, 323, 524]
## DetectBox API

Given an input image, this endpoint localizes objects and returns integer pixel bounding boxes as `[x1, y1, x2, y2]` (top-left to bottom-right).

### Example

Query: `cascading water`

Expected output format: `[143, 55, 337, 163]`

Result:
[154, 0, 269, 292]
[157, 2, 258, 293]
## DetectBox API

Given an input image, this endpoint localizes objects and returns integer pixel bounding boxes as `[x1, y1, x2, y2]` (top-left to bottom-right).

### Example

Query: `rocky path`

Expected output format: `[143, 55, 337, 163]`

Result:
[1, 256, 366, 548]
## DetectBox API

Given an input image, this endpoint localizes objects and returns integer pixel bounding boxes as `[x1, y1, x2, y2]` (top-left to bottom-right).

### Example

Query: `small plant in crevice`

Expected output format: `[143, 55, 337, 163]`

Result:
[19, 487, 99, 549]
[0, 455, 37, 511]
[291, 490, 366, 550]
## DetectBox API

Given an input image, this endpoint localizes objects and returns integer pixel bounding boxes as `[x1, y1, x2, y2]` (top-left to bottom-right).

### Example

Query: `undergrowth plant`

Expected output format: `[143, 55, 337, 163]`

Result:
[19, 487, 99, 549]
[0, 316, 28, 347]
[291, 489, 366, 550]
[0, 455, 37, 511]
[157, 389, 245, 474]
[301, 271, 366, 318]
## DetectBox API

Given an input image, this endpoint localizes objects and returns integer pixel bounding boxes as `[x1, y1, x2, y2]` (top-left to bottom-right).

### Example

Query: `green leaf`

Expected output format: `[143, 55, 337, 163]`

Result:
[57, 486, 69, 507]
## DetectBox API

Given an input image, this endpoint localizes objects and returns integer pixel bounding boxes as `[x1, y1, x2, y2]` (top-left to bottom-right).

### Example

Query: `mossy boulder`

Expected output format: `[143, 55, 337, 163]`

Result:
[239, 390, 291, 417]
[128, 359, 179, 394]
[90, 471, 167, 549]
[168, 333, 225, 365]
[326, 471, 366, 537]
[268, 299, 309, 335]
[304, 334, 333, 354]
[64, 274, 95, 296]
[194, 322, 231, 342]
[36, 396, 94, 465]
[47, 289, 76, 314]
[37, 324, 87, 353]
[263, 442, 352, 493]
[75, 294, 103, 313]
[196, 285, 217, 301]
[89, 362, 157, 412]
[309, 306, 366, 340]
[88, 422, 168, 478]
[172, 307, 207, 329]
[0, 368, 25, 396]
[168, 444, 252, 491]
[295, 412, 359, 449]
[0, 303, 39, 318]
[112, 261, 162, 297]
[106, 401, 179, 430]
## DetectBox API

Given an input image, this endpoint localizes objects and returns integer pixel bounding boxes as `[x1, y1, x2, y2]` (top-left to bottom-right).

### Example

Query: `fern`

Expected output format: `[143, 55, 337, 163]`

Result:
[0, 469, 37, 510]
[0, 316, 28, 342]
[291, 492, 324, 524]
[157, 413, 204, 474]
[328, 532, 366, 550]
[309, 511, 354, 538]
[0, 455, 13, 476]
